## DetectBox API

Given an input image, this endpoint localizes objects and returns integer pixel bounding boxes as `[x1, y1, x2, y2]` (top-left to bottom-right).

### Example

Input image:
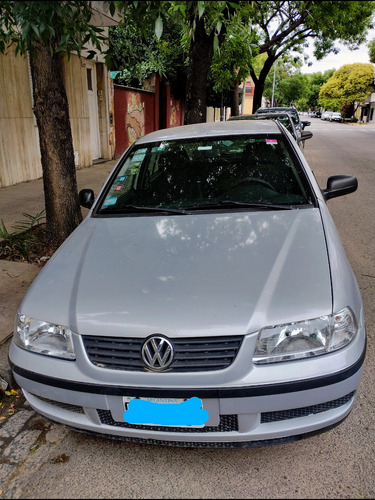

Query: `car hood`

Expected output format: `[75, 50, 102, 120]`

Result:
[22, 209, 332, 338]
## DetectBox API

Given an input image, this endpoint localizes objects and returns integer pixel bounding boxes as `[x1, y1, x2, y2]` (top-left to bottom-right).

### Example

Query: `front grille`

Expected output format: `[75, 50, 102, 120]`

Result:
[261, 392, 355, 423]
[32, 395, 84, 414]
[97, 410, 239, 433]
[82, 335, 243, 372]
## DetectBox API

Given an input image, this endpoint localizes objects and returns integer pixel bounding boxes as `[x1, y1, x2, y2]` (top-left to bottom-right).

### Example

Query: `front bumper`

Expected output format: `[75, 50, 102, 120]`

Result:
[9, 337, 366, 448]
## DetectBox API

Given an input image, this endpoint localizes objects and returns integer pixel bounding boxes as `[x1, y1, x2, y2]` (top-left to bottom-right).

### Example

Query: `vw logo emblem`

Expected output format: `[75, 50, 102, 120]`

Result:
[142, 336, 174, 371]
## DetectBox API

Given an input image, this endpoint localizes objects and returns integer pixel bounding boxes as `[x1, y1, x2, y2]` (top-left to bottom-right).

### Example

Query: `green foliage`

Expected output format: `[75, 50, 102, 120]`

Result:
[278, 73, 309, 108]
[113, 0, 237, 49]
[248, 0, 375, 111]
[369, 39, 375, 64]
[302, 70, 336, 109]
[306, 1, 375, 60]
[0, 1, 106, 60]
[260, 55, 306, 106]
[250, 0, 375, 66]
[209, 4, 259, 93]
[260, 54, 337, 111]
[107, 13, 187, 96]
[110, 1, 258, 101]
[165, 1, 239, 49]
[319, 63, 375, 112]
[0, 211, 46, 261]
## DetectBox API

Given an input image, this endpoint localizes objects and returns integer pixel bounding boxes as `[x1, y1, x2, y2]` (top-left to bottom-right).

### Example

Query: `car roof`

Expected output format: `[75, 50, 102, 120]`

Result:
[229, 112, 293, 121]
[135, 120, 281, 144]
[256, 107, 297, 113]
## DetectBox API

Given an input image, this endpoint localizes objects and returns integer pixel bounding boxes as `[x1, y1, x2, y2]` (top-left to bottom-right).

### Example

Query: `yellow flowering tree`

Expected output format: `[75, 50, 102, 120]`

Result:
[318, 63, 375, 115]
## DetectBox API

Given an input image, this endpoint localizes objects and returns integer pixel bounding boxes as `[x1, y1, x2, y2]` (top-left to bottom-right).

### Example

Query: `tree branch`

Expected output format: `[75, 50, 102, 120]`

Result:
[257, 1, 313, 53]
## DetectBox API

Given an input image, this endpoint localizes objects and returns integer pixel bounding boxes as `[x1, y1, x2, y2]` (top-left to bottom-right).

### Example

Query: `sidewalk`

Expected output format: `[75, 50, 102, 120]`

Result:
[0, 159, 117, 386]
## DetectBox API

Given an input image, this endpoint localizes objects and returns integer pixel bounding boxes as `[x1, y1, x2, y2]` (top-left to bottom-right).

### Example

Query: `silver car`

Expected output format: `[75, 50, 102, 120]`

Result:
[9, 120, 366, 449]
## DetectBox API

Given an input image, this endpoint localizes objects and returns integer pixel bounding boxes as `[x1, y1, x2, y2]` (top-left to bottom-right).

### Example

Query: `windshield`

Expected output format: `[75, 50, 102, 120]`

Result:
[230, 114, 295, 137]
[97, 135, 313, 215]
[257, 108, 301, 130]
[274, 117, 294, 135]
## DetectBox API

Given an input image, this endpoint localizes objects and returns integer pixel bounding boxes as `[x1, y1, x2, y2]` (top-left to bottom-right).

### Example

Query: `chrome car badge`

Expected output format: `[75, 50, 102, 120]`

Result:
[141, 336, 174, 371]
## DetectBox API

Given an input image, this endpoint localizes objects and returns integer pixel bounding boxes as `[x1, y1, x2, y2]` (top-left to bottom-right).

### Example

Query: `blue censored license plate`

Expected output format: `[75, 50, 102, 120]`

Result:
[122, 396, 209, 428]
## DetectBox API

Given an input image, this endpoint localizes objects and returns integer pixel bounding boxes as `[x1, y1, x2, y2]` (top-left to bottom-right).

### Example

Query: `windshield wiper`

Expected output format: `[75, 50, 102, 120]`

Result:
[100, 204, 189, 215]
[185, 200, 295, 210]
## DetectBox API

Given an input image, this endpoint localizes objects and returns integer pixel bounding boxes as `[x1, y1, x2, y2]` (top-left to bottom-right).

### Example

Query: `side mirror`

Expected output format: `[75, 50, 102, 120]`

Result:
[301, 120, 311, 129]
[79, 189, 95, 209]
[297, 130, 313, 142]
[322, 175, 358, 201]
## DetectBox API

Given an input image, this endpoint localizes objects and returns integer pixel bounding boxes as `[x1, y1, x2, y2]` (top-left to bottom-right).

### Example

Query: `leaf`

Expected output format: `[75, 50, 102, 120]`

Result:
[52, 453, 70, 463]
[30, 23, 40, 38]
[0, 416, 7, 421]
[213, 33, 219, 53]
[82, 33, 91, 45]
[91, 25, 104, 34]
[198, 1, 205, 19]
[86, 50, 96, 60]
[155, 15, 163, 40]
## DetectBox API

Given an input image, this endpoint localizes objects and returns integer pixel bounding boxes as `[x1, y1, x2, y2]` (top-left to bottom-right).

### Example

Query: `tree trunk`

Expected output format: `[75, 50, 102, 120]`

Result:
[231, 81, 240, 117]
[184, 14, 214, 124]
[251, 54, 276, 113]
[29, 44, 82, 247]
[252, 78, 264, 113]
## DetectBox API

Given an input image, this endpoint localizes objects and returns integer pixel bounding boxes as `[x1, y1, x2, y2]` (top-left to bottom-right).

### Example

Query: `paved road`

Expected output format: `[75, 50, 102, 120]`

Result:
[0, 119, 374, 499]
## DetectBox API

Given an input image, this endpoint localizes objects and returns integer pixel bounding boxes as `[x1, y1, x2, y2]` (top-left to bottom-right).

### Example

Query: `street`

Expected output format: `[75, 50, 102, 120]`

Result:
[1, 118, 375, 499]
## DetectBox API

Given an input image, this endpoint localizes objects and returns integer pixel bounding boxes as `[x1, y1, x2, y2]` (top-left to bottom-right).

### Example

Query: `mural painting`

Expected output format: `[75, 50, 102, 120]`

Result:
[126, 93, 145, 145]
[170, 103, 178, 127]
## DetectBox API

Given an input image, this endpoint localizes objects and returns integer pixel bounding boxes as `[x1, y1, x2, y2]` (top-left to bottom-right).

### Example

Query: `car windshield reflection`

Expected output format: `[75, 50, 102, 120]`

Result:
[97, 135, 313, 215]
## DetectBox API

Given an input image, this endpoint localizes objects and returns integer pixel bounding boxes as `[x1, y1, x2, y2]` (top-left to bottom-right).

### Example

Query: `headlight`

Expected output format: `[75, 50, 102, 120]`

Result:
[14, 314, 76, 360]
[253, 307, 357, 364]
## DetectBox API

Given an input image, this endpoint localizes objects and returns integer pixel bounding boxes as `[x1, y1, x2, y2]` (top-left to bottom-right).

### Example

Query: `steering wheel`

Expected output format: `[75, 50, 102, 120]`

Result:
[232, 177, 277, 192]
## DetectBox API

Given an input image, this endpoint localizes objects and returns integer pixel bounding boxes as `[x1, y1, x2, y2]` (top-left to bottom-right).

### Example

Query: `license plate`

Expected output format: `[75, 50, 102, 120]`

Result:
[122, 396, 209, 428]
[123, 396, 184, 411]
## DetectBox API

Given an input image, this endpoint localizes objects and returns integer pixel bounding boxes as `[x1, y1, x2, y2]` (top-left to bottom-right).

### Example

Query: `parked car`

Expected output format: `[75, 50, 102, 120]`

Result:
[330, 112, 343, 122]
[9, 120, 366, 449]
[228, 112, 313, 149]
[255, 106, 311, 133]
[321, 111, 333, 121]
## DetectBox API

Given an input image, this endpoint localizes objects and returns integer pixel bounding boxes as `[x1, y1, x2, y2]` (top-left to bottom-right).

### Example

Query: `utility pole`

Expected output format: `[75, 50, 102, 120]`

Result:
[241, 79, 246, 114]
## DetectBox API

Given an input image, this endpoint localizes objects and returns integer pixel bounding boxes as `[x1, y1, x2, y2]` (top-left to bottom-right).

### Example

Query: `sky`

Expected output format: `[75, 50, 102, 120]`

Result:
[299, 29, 375, 74]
